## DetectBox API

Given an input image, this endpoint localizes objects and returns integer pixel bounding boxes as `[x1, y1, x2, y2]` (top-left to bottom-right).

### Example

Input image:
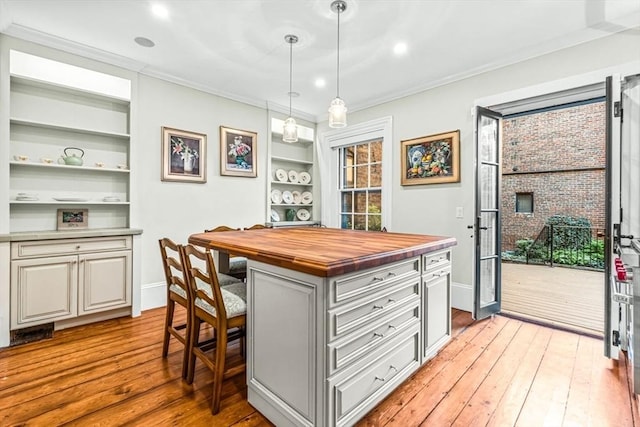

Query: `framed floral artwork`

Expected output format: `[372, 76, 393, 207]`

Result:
[220, 126, 257, 177]
[401, 130, 460, 185]
[161, 126, 207, 183]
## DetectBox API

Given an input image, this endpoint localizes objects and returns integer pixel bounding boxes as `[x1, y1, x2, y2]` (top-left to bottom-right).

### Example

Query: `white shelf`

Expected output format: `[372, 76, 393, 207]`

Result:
[267, 220, 319, 227]
[272, 156, 314, 165]
[9, 161, 129, 173]
[271, 204, 313, 207]
[10, 74, 130, 104]
[10, 117, 130, 140]
[271, 181, 313, 187]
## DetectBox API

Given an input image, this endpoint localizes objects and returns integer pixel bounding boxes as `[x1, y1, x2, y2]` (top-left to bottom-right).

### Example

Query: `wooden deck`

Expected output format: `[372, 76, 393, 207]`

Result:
[0, 307, 636, 426]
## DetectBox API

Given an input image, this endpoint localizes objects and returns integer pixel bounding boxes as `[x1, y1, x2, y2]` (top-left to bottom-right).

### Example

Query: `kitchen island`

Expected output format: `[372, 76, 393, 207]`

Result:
[189, 227, 456, 427]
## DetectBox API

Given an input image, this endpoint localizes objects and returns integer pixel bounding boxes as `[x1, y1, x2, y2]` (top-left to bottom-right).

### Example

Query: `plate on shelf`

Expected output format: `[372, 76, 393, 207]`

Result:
[301, 191, 313, 204]
[291, 190, 301, 204]
[297, 208, 311, 221]
[271, 189, 283, 204]
[275, 168, 288, 182]
[282, 190, 294, 204]
[288, 170, 299, 183]
[299, 171, 311, 185]
[16, 196, 39, 201]
[270, 209, 280, 222]
[103, 196, 121, 202]
[53, 197, 89, 202]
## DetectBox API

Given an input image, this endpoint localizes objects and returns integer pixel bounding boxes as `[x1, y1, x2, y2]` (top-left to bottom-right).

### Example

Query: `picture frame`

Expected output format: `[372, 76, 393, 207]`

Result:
[220, 126, 257, 177]
[401, 130, 460, 186]
[161, 127, 207, 183]
[57, 209, 88, 230]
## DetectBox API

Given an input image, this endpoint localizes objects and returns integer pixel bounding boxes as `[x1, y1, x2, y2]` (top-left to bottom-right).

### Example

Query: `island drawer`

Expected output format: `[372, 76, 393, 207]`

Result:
[329, 326, 420, 427]
[422, 249, 451, 273]
[328, 279, 419, 341]
[12, 236, 132, 259]
[330, 257, 420, 307]
[328, 298, 420, 374]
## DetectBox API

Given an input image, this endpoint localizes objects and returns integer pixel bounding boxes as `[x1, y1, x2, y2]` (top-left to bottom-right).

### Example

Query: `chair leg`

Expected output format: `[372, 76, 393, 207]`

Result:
[162, 299, 175, 358]
[211, 327, 228, 415]
[181, 313, 190, 380]
[186, 317, 201, 384]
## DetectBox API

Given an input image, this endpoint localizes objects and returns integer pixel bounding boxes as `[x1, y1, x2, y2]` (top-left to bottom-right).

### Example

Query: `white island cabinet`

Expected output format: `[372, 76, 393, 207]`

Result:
[189, 227, 456, 427]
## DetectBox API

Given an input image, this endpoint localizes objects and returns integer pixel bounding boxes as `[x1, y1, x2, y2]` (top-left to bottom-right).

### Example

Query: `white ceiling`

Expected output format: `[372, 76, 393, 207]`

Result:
[1, 0, 639, 122]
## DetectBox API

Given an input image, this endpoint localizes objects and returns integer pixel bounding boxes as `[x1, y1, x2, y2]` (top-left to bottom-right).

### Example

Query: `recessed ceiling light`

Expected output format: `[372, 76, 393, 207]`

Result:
[314, 78, 326, 88]
[135, 37, 155, 48]
[393, 42, 408, 56]
[151, 3, 169, 19]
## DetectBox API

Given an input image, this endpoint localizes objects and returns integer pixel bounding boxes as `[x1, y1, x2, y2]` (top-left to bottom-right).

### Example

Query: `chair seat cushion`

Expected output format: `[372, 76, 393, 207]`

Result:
[228, 257, 247, 274]
[218, 272, 242, 287]
[195, 281, 247, 318]
[169, 283, 187, 299]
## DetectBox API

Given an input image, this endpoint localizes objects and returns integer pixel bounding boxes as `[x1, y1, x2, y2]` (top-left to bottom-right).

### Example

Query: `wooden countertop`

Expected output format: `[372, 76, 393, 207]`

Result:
[188, 227, 456, 277]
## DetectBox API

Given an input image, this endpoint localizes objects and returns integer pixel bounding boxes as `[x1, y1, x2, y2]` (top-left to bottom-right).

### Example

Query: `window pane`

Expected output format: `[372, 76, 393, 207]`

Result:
[369, 191, 381, 213]
[356, 144, 368, 165]
[341, 214, 352, 229]
[343, 166, 354, 188]
[370, 164, 381, 187]
[341, 192, 353, 213]
[354, 192, 367, 214]
[354, 215, 367, 230]
[516, 193, 533, 213]
[368, 215, 382, 231]
[355, 165, 368, 188]
[370, 140, 382, 163]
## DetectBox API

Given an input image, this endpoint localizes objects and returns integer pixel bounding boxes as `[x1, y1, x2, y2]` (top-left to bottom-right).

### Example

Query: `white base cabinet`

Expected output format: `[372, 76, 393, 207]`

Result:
[10, 235, 132, 329]
[247, 249, 452, 427]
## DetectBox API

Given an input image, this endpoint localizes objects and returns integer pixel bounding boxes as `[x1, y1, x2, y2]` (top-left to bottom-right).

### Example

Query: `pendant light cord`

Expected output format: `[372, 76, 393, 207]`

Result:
[289, 39, 293, 117]
[336, 6, 341, 99]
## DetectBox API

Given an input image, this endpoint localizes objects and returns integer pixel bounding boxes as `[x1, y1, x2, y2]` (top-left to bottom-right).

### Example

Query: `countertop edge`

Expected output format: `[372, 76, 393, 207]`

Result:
[0, 228, 143, 242]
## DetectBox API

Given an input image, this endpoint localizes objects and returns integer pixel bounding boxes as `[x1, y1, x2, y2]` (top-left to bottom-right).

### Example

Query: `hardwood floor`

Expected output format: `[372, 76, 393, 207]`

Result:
[0, 307, 637, 426]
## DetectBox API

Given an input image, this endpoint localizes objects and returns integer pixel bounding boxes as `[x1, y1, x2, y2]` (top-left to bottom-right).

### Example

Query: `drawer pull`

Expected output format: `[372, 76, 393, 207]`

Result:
[371, 276, 385, 282]
[432, 271, 446, 278]
[430, 257, 445, 264]
[374, 365, 398, 382]
[373, 298, 396, 311]
[388, 325, 396, 330]
[373, 332, 384, 338]
[387, 272, 397, 277]
[76, 245, 81, 250]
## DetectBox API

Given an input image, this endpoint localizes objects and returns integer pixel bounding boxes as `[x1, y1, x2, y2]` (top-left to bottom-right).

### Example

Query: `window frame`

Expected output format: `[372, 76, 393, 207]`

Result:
[515, 192, 534, 213]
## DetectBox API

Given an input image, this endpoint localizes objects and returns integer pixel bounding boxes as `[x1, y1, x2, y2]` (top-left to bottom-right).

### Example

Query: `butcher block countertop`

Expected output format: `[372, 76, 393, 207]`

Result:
[188, 227, 456, 277]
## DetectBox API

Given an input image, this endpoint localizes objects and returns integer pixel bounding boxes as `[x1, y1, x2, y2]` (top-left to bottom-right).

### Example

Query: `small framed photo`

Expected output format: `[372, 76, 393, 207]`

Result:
[401, 130, 460, 186]
[220, 126, 257, 177]
[161, 127, 207, 183]
[57, 209, 88, 230]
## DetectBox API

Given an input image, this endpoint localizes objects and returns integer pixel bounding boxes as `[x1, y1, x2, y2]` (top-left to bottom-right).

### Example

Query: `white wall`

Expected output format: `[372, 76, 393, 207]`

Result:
[319, 29, 640, 309]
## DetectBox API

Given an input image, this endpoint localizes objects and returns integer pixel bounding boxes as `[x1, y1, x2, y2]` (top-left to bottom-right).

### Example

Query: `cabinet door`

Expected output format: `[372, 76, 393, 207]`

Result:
[78, 250, 131, 315]
[423, 269, 451, 360]
[10, 255, 78, 328]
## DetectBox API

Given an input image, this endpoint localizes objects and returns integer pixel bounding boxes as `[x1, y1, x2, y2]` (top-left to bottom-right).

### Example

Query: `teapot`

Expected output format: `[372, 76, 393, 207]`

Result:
[58, 147, 85, 166]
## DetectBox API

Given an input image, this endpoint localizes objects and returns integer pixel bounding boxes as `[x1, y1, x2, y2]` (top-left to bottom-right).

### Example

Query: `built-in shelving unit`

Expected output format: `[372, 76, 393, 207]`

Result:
[267, 116, 318, 227]
[8, 50, 132, 232]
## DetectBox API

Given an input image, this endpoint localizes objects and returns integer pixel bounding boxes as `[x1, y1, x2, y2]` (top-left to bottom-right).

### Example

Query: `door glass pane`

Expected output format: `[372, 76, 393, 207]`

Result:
[480, 212, 497, 257]
[480, 116, 498, 163]
[481, 164, 497, 209]
[480, 258, 496, 306]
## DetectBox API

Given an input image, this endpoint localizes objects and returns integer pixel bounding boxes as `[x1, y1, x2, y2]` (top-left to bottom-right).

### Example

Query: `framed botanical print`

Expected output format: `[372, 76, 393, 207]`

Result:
[161, 127, 207, 183]
[220, 126, 257, 177]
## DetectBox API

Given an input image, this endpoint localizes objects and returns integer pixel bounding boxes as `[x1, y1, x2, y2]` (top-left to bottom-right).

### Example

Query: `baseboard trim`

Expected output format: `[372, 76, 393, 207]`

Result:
[142, 281, 166, 311]
[452, 281, 473, 312]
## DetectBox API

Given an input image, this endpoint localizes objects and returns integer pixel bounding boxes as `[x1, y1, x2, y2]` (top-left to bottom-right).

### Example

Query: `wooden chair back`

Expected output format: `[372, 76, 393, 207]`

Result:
[204, 225, 238, 232]
[159, 238, 189, 300]
[244, 224, 266, 230]
[181, 244, 227, 324]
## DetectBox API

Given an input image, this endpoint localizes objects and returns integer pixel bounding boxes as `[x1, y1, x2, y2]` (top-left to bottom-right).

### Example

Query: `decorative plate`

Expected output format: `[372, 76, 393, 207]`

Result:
[301, 191, 313, 204]
[270, 209, 280, 222]
[298, 171, 311, 185]
[103, 196, 121, 202]
[288, 170, 299, 183]
[282, 190, 294, 204]
[297, 208, 311, 221]
[275, 168, 288, 182]
[53, 197, 89, 202]
[271, 189, 283, 204]
[291, 190, 301, 204]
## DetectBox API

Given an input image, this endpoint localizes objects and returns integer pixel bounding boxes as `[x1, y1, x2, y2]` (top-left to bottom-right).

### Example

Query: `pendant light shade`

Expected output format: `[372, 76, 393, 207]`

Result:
[329, 0, 347, 128]
[283, 34, 298, 143]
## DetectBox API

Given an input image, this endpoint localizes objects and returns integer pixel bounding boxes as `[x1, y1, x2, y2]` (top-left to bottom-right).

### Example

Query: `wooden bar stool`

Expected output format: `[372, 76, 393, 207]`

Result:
[181, 243, 247, 414]
[204, 225, 247, 280]
[158, 238, 190, 379]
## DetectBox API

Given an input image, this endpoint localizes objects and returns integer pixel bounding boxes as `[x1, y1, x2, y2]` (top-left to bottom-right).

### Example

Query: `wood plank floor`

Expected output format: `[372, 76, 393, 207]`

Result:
[0, 307, 637, 426]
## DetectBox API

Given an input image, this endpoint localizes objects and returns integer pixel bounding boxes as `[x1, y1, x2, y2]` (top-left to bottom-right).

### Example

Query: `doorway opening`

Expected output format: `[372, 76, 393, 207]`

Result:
[499, 99, 606, 336]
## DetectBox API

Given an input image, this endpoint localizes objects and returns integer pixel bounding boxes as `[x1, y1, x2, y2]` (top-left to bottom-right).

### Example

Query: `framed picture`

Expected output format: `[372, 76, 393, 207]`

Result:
[161, 127, 207, 183]
[401, 130, 460, 185]
[57, 209, 88, 230]
[220, 126, 257, 177]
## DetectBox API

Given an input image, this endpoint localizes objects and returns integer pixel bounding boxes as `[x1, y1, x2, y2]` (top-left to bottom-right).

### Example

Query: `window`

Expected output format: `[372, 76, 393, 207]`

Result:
[516, 192, 533, 213]
[339, 140, 382, 230]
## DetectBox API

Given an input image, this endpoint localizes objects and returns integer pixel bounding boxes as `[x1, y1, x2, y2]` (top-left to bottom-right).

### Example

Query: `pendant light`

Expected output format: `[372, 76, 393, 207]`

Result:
[328, 0, 347, 128]
[283, 34, 299, 143]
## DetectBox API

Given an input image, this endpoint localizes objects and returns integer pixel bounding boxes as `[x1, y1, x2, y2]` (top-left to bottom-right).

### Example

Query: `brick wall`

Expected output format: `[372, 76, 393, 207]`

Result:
[501, 101, 605, 250]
